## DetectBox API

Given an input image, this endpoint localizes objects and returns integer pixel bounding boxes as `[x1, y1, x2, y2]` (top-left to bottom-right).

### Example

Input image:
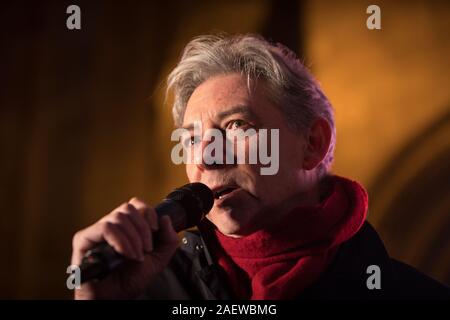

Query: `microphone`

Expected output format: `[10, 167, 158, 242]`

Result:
[78, 182, 214, 284]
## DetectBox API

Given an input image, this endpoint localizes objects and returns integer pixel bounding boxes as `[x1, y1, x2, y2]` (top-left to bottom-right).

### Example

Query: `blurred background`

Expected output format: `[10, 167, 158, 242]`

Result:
[0, 0, 449, 299]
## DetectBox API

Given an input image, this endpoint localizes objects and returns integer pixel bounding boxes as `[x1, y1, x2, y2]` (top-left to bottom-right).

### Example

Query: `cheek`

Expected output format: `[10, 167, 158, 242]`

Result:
[280, 132, 306, 167]
[247, 134, 259, 163]
[185, 164, 198, 182]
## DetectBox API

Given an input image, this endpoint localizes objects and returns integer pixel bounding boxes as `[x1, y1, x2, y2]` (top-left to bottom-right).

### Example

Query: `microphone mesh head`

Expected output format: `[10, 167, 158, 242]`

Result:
[165, 182, 214, 228]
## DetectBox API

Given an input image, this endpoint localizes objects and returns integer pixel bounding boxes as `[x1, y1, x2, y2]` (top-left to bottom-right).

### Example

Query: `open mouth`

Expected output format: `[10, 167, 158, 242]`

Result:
[213, 186, 239, 199]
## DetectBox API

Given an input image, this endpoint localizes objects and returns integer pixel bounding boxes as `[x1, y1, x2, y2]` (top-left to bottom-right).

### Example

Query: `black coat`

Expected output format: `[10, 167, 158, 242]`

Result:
[142, 222, 450, 300]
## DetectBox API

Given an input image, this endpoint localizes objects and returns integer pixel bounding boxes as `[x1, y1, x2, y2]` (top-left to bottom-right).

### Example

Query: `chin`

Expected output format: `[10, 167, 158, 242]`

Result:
[206, 209, 253, 237]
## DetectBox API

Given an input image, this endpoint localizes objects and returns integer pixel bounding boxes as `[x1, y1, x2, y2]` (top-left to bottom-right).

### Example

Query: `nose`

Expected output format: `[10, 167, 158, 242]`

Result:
[194, 137, 230, 172]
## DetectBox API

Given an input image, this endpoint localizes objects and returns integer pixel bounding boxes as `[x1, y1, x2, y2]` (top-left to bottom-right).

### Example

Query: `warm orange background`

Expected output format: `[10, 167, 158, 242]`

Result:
[0, 0, 449, 298]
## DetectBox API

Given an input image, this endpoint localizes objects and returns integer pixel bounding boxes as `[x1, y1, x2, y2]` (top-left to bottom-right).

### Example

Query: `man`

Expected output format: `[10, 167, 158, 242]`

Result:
[71, 34, 449, 299]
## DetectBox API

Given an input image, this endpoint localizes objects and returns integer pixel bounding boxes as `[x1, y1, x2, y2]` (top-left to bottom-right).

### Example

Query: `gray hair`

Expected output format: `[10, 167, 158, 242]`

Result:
[166, 34, 336, 175]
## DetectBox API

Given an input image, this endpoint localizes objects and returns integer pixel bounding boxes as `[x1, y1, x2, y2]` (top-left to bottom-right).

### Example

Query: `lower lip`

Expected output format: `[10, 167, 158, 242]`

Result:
[214, 188, 243, 204]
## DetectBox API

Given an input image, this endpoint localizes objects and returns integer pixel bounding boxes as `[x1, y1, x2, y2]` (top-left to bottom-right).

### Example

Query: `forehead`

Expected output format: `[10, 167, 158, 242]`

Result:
[182, 73, 289, 131]
[183, 73, 252, 124]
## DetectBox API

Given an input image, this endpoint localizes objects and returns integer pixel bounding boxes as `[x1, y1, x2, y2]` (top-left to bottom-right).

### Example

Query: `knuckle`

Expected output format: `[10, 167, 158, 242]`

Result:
[101, 221, 114, 233]
[112, 211, 128, 223]
[129, 196, 145, 205]
[129, 196, 140, 203]
[117, 202, 132, 213]
[128, 208, 141, 219]
[115, 204, 125, 213]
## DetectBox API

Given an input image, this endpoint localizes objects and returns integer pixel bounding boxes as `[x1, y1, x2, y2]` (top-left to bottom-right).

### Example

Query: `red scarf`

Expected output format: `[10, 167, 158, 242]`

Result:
[198, 175, 368, 299]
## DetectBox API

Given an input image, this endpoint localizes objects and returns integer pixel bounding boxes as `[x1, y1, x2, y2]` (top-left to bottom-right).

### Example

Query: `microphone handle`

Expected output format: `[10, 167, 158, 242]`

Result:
[154, 199, 187, 232]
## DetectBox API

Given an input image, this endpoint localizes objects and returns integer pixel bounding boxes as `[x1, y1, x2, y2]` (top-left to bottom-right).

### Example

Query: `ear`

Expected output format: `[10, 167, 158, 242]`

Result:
[302, 118, 332, 170]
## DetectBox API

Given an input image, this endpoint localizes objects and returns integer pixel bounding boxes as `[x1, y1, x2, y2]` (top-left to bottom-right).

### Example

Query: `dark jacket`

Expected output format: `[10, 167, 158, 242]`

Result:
[142, 222, 450, 300]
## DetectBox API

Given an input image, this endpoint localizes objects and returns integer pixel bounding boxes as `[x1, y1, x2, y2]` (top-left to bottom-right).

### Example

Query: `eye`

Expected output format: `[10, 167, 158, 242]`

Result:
[182, 135, 201, 148]
[227, 119, 247, 130]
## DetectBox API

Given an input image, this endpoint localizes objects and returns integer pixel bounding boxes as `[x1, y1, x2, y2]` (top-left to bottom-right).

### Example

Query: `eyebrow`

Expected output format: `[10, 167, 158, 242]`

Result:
[182, 105, 258, 131]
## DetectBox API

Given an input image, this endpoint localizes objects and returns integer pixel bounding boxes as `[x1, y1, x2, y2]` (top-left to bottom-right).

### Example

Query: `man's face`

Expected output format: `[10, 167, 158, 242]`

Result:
[182, 73, 315, 237]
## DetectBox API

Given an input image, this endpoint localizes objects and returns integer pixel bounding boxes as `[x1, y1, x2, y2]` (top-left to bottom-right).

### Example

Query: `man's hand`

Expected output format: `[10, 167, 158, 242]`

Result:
[71, 197, 179, 299]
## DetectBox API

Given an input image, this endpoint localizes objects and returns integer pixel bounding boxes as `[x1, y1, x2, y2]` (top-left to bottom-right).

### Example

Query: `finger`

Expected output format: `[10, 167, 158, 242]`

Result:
[124, 202, 152, 253]
[105, 209, 144, 260]
[152, 216, 179, 264]
[72, 222, 108, 265]
[102, 222, 140, 261]
[129, 197, 158, 232]
[128, 197, 148, 213]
